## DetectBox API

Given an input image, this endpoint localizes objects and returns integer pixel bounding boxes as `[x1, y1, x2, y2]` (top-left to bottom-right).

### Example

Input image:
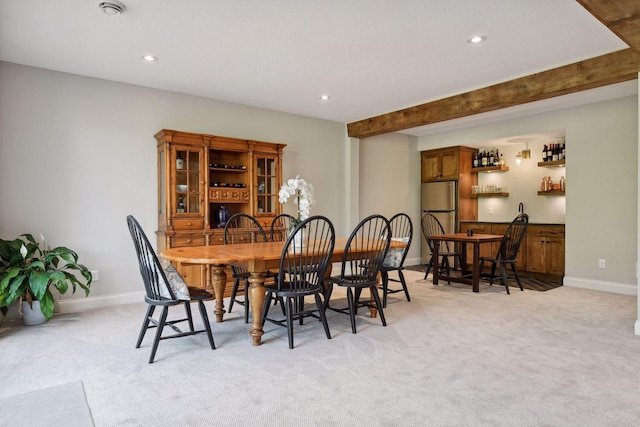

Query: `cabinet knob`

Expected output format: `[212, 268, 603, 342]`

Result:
[187, 222, 192, 226]
[187, 239, 192, 243]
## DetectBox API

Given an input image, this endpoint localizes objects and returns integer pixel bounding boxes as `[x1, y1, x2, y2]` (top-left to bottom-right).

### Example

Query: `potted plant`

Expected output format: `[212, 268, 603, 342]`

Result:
[0, 233, 92, 324]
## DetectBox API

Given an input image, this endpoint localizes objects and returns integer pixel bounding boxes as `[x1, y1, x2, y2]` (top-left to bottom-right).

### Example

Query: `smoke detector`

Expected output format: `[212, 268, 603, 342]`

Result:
[98, 1, 126, 15]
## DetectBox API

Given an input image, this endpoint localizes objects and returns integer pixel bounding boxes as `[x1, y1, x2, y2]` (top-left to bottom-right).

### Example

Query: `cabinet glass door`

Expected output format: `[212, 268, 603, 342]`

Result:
[175, 149, 201, 214]
[256, 156, 277, 215]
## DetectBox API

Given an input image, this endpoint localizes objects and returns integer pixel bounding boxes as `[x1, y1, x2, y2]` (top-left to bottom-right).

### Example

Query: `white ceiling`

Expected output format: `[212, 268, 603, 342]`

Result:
[0, 0, 633, 136]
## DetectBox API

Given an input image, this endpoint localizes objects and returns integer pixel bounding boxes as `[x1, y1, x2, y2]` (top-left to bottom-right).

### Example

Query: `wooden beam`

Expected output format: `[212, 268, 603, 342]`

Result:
[347, 49, 640, 138]
[576, 0, 640, 52]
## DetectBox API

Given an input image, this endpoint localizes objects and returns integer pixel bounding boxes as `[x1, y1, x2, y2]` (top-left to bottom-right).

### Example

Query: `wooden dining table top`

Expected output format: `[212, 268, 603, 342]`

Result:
[161, 237, 407, 266]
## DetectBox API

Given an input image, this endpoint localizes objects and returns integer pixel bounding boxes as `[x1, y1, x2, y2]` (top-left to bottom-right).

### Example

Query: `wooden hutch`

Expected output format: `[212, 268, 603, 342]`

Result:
[155, 129, 285, 294]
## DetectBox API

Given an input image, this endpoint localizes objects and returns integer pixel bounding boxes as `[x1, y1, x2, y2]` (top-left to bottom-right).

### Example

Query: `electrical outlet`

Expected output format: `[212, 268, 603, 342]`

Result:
[488, 207, 494, 215]
[91, 270, 99, 281]
[598, 259, 606, 269]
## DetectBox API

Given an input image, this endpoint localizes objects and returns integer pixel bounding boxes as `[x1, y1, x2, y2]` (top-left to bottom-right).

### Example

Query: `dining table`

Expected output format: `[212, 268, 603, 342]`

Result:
[429, 233, 503, 292]
[161, 237, 406, 346]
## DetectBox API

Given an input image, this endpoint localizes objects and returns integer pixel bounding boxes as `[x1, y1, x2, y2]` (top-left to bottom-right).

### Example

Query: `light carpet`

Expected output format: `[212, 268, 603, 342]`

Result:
[1, 270, 639, 426]
[0, 381, 94, 427]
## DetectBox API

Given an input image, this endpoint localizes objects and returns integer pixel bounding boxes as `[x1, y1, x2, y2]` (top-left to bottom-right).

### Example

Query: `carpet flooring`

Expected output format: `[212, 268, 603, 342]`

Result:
[405, 264, 562, 291]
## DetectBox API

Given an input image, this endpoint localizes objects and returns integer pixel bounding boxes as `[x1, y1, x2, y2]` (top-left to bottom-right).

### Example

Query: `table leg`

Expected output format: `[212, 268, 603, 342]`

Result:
[460, 242, 468, 275]
[211, 264, 227, 322]
[248, 271, 267, 346]
[472, 243, 480, 293]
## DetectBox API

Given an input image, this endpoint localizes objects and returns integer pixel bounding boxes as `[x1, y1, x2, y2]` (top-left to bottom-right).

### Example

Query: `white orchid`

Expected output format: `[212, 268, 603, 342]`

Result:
[279, 175, 315, 224]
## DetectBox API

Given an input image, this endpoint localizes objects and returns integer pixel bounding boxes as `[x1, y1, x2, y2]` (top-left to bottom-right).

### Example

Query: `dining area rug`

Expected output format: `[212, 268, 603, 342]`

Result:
[405, 264, 562, 291]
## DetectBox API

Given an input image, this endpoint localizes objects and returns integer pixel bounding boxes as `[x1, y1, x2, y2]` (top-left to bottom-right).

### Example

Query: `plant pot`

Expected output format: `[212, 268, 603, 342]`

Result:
[289, 227, 305, 251]
[21, 300, 47, 326]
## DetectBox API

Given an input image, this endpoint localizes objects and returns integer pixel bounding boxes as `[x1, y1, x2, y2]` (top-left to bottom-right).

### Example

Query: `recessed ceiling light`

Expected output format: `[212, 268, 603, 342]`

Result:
[468, 35, 486, 44]
[319, 95, 330, 101]
[98, 1, 126, 15]
[142, 55, 158, 62]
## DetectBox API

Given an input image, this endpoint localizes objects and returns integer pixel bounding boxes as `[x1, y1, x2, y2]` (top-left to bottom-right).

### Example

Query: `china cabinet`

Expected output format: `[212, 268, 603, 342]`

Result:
[155, 129, 285, 292]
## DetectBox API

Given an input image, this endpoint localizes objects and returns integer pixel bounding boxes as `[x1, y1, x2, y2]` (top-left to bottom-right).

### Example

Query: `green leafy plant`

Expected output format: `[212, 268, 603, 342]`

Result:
[0, 234, 92, 320]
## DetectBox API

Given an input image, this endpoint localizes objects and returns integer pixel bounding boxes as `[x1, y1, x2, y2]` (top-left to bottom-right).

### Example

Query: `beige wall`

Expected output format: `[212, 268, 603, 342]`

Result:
[0, 61, 347, 309]
[358, 133, 421, 265]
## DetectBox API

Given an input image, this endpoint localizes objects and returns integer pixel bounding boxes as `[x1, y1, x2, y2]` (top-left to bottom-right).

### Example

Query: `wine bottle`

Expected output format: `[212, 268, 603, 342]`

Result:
[552, 144, 559, 162]
[494, 149, 500, 166]
[473, 152, 479, 168]
[542, 145, 547, 162]
[546, 144, 553, 161]
[489, 150, 495, 166]
[177, 197, 185, 213]
[481, 151, 488, 167]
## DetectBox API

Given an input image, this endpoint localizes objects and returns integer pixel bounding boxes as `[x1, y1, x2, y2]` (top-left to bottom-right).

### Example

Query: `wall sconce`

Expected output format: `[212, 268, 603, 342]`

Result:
[515, 142, 531, 166]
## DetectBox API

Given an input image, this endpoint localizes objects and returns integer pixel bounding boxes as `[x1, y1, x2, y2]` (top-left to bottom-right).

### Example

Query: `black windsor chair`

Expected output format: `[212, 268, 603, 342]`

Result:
[261, 216, 335, 349]
[380, 213, 413, 308]
[421, 212, 462, 282]
[224, 213, 271, 323]
[325, 214, 391, 334]
[127, 215, 215, 363]
[479, 213, 529, 294]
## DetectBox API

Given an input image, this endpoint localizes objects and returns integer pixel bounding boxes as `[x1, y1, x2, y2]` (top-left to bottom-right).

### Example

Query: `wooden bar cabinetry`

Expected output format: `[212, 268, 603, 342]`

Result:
[155, 129, 285, 294]
[459, 222, 564, 277]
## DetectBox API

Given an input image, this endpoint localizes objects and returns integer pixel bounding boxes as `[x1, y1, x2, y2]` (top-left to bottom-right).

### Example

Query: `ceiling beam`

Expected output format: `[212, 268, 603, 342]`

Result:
[347, 49, 640, 138]
[576, 0, 640, 52]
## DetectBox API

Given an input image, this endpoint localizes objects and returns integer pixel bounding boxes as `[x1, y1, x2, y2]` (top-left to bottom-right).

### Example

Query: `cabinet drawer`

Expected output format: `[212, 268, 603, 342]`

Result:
[209, 234, 225, 245]
[527, 225, 565, 238]
[171, 235, 206, 247]
[209, 188, 250, 202]
[173, 218, 204, 230]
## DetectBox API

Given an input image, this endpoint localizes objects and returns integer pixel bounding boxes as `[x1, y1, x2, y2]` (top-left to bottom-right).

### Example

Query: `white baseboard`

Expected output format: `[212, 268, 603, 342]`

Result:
[563, 276, 637, 296]
[57, 291, 144, 313]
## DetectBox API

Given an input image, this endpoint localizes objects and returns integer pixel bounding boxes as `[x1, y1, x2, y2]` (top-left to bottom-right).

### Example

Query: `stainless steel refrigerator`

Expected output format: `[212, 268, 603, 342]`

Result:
[421, 180, 458, 264]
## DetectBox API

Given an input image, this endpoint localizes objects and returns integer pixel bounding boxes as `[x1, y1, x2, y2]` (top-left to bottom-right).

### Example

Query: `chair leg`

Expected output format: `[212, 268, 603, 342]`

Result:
[261, 292, 274, 324]
[228, 277, 241, 313]
[136, 304, 155, 348]
[285, 297, 295, 349]
[499, 263, 510, 295]
[324, 283, 334, 310]
[398, 270, 411, 302]
[243, 279, 250, 324]
[489, 261, 497, 286]
[149, 306, 169, 364]
[424, 255, 434, 280]
[511, 262, 524, 291]
[346, 288, 357, 334]
[314, 293, 331, 340]
[442, 256, 452, 284]
[370, 286, 387, 327]
[381, 270, 389, 308]
[183, 301, 195, 332]
[197, 300, 216, 350]
[298, 296, 305, 325]
[353, 287, 363, 315]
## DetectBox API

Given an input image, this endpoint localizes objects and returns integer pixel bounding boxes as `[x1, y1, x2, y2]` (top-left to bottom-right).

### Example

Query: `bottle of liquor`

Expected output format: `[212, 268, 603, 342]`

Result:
[552, 144, 559, 162]
[546, 144, 553, 161]
[542, 145, 547, 162]
[489, 149, 495, 166]
[560, 142, 565, 160]
[494, 149, 500, 166]
[473, 152, 479, 168]
[176, 153, 184, 170]
[177, 197, 185, 213]
[499, 153, 505, 166]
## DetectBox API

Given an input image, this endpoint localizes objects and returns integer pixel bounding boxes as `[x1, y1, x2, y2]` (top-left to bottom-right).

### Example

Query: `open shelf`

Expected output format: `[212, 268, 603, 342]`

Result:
[537, 190, 565, 196]
[471, 165, 509, 173]
[538, 160, 565, 167]
[471, 192, 509, 198]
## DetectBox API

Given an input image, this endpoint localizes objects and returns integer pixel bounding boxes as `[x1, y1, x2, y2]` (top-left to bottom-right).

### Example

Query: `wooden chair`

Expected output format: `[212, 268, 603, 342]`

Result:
[479, 213, 529, 294]
[126, 215, 215, 363]
[421, 212, 461, 282]
[380, 213, 413, 308]
[325, 214, 391, 334]
[224, 213, 270, 323]
[261, 216, 335, 349]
